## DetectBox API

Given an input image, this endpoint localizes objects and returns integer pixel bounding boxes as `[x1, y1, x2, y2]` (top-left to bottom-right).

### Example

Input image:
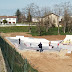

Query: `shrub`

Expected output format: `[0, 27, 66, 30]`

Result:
[3, 20, 7, 24]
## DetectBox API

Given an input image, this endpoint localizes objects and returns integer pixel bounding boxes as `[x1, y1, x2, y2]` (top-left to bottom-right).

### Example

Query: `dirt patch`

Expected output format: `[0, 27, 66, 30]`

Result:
[0, 32, 32, 37]
[1, 32, 66, 41]
[20, 50, 72, 72]
[33, 35, 66, 41]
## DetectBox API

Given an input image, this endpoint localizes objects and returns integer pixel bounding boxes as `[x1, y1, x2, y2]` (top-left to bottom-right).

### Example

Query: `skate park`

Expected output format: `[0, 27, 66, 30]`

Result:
[6, 35, 72, 53]
[2, 33, 72, 72]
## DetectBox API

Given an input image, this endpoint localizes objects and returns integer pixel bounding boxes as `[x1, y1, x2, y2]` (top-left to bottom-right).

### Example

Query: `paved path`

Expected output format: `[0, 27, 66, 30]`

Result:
[0, 48, 7, 72]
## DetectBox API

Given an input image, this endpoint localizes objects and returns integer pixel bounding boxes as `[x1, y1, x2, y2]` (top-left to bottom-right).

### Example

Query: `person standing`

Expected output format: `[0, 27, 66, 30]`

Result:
[38, 42, 42, 52]
[19, 38, 20, 44]
[49, 41, 51, 46]
[57, 43, 59, 48]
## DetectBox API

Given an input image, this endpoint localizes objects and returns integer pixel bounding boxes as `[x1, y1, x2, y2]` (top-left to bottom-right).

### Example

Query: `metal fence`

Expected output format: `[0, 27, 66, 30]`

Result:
[0, 36, 38, 72]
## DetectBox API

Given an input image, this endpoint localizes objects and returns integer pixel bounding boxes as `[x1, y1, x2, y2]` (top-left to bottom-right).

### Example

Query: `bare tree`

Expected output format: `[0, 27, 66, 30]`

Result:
[36, 7, 53, 35]
[38, 7, 53, 33]
[41, 7, 51, 16]
[36, 9, 44, 36]
[53, 2, 72, 34]
[21, 11, 26, 23]
[61, 2, 72, 33]
[53, 4, 62, 34]
[22, 3, 39, 33]
[67, 17, 72, 33]
[22, 3, 39, 17]
[43, 17, 54, 32]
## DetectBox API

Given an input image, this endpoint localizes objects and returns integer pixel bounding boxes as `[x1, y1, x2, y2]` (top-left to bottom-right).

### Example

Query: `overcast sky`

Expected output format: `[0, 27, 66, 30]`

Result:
[0, 0, 72, 15]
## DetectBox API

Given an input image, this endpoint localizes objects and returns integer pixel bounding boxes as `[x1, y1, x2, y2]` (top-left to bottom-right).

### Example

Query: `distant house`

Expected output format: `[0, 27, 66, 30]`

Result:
[42, 13, 59, 27]
[32, 17, 39, 22]
[32, 13, 60, 27]
[0, 16, 17, 24]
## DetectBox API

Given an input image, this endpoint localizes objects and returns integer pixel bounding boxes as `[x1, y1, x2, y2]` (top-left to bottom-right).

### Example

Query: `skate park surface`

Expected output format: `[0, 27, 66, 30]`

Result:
[6, 36, 61, 52]
[6, 35, 72, 52]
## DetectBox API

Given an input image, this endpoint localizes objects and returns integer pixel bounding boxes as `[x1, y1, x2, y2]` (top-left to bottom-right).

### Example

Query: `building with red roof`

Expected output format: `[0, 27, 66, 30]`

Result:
[0, 16, 17, 24]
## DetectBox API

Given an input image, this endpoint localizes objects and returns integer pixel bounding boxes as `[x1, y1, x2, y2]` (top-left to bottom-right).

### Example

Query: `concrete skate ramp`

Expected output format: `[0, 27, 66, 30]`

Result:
[9, 36, 24, 39]
[16, 36, 24, 39]
[20, 37, 50, 47]
[6, 36, 50, 48]
[6, 36, 62, 51]
[62, 35, 72, 44]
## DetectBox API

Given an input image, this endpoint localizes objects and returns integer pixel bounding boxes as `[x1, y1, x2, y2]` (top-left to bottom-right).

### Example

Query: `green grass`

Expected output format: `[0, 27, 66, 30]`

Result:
[31, 27, 72, 36]
[17, 22, 38, 24]
[0, 26, 29, 33]
[0, 26, 72, 35]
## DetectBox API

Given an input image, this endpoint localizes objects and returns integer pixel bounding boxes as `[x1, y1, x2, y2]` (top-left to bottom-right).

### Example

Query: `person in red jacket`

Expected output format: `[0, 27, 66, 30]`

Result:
[57, 43, 59, 48]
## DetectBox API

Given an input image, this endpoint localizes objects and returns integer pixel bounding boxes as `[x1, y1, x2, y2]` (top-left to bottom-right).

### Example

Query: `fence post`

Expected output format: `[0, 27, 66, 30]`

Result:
[24, 59, 27, 72]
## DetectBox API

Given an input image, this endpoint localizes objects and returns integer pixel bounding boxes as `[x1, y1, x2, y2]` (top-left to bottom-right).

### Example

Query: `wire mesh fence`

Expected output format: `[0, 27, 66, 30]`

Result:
[0, 36, 38, 72]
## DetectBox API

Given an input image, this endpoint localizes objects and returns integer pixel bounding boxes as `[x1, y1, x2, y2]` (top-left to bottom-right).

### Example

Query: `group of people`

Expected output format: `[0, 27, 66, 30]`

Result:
[38, 41, 60, 52]
[49, 41, 54, 48]
[49, 41, 60, 48]
[18, 38, 60, 52]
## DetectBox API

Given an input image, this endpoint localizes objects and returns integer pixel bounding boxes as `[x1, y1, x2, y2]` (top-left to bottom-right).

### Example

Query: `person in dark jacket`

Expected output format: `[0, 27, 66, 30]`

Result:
[38, 42, 42, 52]
[19, 38, 20, 44]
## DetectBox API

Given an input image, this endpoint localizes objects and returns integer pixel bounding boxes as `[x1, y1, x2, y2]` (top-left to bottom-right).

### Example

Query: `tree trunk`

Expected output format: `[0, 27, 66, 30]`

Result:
[46, 27, 48, 32]
[58, 24, 60, 34]
[64, 27, 66, 33]
[64, 22, 66, 33]
[29, 22, 31, 33]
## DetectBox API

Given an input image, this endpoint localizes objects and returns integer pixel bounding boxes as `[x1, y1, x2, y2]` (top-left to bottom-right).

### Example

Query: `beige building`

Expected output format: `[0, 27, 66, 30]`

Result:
[42, 13, 59, 27]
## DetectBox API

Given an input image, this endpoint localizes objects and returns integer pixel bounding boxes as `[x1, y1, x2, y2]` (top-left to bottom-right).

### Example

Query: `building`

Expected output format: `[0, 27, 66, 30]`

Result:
[42, 13, 59, 27]
[32, 13, 61, 27]
[32, 17, 39, 22]
[0, 16, 17, 24]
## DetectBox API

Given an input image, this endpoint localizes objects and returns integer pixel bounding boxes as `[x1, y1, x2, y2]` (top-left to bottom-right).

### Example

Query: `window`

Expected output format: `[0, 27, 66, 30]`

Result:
[13, 18, 15, 20]
[9, 22, 11, 23]
[13, 22, 15, 23]
[9, 18, 11, 20]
